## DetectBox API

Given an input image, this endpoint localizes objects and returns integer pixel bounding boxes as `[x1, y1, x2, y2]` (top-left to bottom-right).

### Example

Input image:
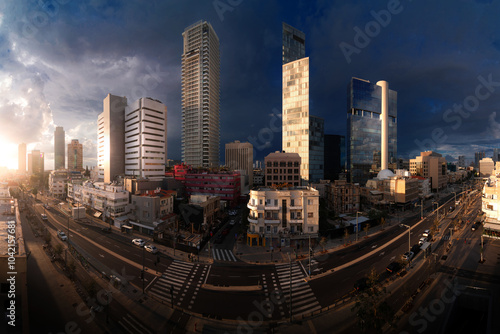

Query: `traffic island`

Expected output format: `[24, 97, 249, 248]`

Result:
[201, 284, 262, 292]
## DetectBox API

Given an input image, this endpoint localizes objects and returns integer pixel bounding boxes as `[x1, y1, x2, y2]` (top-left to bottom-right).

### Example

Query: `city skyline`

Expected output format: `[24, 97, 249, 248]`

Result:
[1, 1, 500, 170]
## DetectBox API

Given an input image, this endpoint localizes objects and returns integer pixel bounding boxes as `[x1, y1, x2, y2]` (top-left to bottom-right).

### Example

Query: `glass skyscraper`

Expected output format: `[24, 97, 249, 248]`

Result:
[282, 23, 324, 184]
[347, 77, 397, 185]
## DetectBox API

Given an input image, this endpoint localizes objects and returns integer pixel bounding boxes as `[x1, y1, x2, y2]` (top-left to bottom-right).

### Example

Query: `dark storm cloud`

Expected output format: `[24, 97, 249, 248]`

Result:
[2, 0, 500, 168]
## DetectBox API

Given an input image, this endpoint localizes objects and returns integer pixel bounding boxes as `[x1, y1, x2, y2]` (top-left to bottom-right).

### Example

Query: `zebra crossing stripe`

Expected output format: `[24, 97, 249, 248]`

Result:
[227, 249, 237, 261]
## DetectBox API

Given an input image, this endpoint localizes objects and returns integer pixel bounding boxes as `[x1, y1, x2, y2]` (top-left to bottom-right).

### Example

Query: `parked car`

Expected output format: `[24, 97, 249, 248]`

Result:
[402, 251, 415, 262]
[101, 227, 112, 234]
[144, 245, 159, 254]
[419, 237, 428, 246]
[471, 223, 479, 231]
[222, 227, 231, 235]
[41, 214, 48, 220]
[422, 230, 430, 238]
[386, 262, 401, 274]
[132, 239, 145, 247]
[411, 244, 421, 255]
[57, 231, 67, 241]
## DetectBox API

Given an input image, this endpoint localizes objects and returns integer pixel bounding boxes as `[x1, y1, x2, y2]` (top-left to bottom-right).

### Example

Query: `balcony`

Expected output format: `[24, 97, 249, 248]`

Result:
[265, 205, 279, 210]
[264, 219, 280, 224]
[248, 217, 258, 224]
[289, 206, 302, 210]
[290, 219, 304, 224]
[247, 203, 258, 210]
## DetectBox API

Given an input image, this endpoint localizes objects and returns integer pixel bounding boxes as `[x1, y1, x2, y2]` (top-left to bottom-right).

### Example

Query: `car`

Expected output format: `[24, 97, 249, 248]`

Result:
[41, 214, 48, 220]
[144, 245, 159, 254]
[402, 251, 415, 262]
[419, 237, 427, 246]
[101, 227, 112, 234]
[132, 239, 145, 247]
[222, 227, 231, 235]
[354, 277, 369, 291]
[229, 219, 236, 226]
[471, 223, 479, 231]
[214, 234, 224, 244]
[57, 231, 67, 241]
[386, 262, 401, 274]
[422, 230, 430, 238]
[411, 244, 421, 255]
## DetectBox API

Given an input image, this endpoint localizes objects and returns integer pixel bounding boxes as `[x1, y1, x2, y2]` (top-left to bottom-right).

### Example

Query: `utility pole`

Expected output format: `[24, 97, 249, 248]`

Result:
[356, 211, 363, 243]
[308, 234, 311, 277]
[401, 224, 411, 253]
[142, 245, 145, 294]
[480, 235, 484, 262]
[288, 252, 292, 322]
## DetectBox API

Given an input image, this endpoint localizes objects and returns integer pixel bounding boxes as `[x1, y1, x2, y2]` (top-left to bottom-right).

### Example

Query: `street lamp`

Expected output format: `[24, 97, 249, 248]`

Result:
[432, 201, 439, 220]
[452, 192, 457, 205]
[356, 211, 363, 243]
[415, 199, 423, 220]
[400, 224, 411, 253]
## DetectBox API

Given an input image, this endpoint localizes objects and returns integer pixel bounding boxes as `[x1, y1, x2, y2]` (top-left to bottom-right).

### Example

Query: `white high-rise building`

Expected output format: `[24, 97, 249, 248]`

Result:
[124, 97, 167, 180]
[181, 20, 220, 168]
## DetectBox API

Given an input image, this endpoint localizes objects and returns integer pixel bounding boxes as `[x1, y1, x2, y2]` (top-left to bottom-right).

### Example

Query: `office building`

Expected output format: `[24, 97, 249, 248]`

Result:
[98, 94, 127, 183]
[480, 157, 495, 177]
[181, 20, 220, 168]
[18, 143, 26, 173]
[67, 139, 84, 172]
[324, 134, 345, 181]
[282, 22, 305, 65]
[347, 77, 397, 185]
[225, 141, 253, 189]
[54, 126, 65, 170]
[27, 150, 44, 175]
[481, 175, 500, 239]
[124, 97, 167, 180]
[325, 180, 360, 214]
[409, 151, 447, 191]
[458, 155, 466, 168]
[475, 152, 485, 168]
[282, 23, 324, 183]
[493, 149, 499, 163]
[246, 186, 319, 247]
[264, 151, 301, 187]
[185, 170, 241, 207]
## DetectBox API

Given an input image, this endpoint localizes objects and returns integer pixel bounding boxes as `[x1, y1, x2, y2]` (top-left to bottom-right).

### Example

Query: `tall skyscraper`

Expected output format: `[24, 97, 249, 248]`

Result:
[282, 22, 305, 64]
[282, 23, 324, 184]
[181, 20, 220, 168]
[28, 150, 44, 175]
[98, 94, 127, 183]
[124, 97, 167, 180]
[458, 155, 466, 168]
[475, 151, 485, 168]
[347, 77, 397, 185]
[225, 141, 254, 189]
[67, 139, 83, 172]
[493, 148, 499, 163]
[54, 126, 65, 170]
[18, 143, 26, 173]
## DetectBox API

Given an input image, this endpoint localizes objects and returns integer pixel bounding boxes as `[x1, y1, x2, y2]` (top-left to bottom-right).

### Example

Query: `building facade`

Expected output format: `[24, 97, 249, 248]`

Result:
[67, 139, 83, 172]
[181, 20, 220, 168]
[347, 77, 397, 185]
[475, 151, 485, 168]
[184, 170, 241, 206]
[324, 134, 345, 181]
[225, 141, 253, 189]
[67, 181, 129, 223]
[264, 151, 301, 187]
[458, 155, 466, 168]
[124, 97, 167, 179]
[325, 180, 360, 214]
[482, 175, 500, 239]
[54, 126, 65, 170]
[409, 151, 447, 191]
[282, 22, 305, 64]
[49, 170, 68, 199]
[27, 150, 44, 175]
[246, 187, 319, 247]
[18, 143, 26, 173]
[479, 157, 494, 177]
[98, 94, 127, 183]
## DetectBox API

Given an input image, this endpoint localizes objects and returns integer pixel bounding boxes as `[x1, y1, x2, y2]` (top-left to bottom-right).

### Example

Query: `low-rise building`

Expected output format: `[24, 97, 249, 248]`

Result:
[325, 180, 360, 214]
[49, 170, 68, 199]
[185, 170, 241, 207]
[246, 186, 319, 247]
[410, 151, 447, 191]
[180, 195, 220, 238]
[128, 189, 176, 234]
[479, 157, 494, 177]
[264, 151, 301, 187]
[482, 175, 500, 239]
[67, 181, 129, 225]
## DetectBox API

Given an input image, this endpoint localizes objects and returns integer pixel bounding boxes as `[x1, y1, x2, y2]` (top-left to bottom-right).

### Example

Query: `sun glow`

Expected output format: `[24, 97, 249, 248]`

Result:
[0, 137, 19, 170]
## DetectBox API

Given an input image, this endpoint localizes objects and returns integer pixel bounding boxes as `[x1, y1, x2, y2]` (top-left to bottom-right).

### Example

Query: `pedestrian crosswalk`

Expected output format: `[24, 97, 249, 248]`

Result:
[212, 248, 238, 262]
[148, 260, 209, 310]
[274, 262, 321, 318]
[119, 313, 153, 334]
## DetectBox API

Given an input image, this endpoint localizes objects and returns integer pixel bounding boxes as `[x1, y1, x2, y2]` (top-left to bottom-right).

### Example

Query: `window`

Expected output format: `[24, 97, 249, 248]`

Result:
[273, 226, 278, 233]
[267, 226, 271, 232]
[308, 212, 313, 218]
[291, 199, 295, 206]
[258, 213, 263, 218]
[308, 226, 314, 232]
[259, 227, 264, 232]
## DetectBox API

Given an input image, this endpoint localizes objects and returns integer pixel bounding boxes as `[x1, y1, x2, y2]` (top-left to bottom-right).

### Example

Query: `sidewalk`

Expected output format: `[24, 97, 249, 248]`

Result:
[234, 209, 418, 265]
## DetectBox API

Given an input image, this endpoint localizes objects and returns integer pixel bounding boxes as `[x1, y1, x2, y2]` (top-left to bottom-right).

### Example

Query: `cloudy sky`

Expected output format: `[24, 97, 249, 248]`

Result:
[1, 0, 499, 170]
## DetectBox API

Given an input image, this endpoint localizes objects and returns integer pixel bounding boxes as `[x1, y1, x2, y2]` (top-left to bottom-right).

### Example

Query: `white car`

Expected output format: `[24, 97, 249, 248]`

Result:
[57, 231, 67, 241]
[144, 245, 159, 254]
[419, 237, 427, 246]
[422, 230, 430, 238]
[402, 251, 415, 261]
[132, 239, 145, 247]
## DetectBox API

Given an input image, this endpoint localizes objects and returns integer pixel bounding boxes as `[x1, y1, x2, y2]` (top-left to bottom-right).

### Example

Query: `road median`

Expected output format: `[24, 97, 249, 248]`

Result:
[201, 284, 262, 292]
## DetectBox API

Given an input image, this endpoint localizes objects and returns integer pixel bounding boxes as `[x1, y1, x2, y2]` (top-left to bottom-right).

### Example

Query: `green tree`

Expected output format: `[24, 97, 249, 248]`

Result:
[31, 188, 38, 200]
[352, 268, 398, 333]
[54, 243, 63, 260]
[67, 260, 77, 279]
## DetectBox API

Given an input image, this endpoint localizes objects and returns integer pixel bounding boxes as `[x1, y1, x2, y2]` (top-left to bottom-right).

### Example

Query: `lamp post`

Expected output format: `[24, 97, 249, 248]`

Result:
[452, 192, 457, 205]
[401, 224, 411, 253]
[432, 201, 439, 220]
[415, 199, 423, 220]
[356, 211, 363, 243]
[288, 252, 292, 322]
